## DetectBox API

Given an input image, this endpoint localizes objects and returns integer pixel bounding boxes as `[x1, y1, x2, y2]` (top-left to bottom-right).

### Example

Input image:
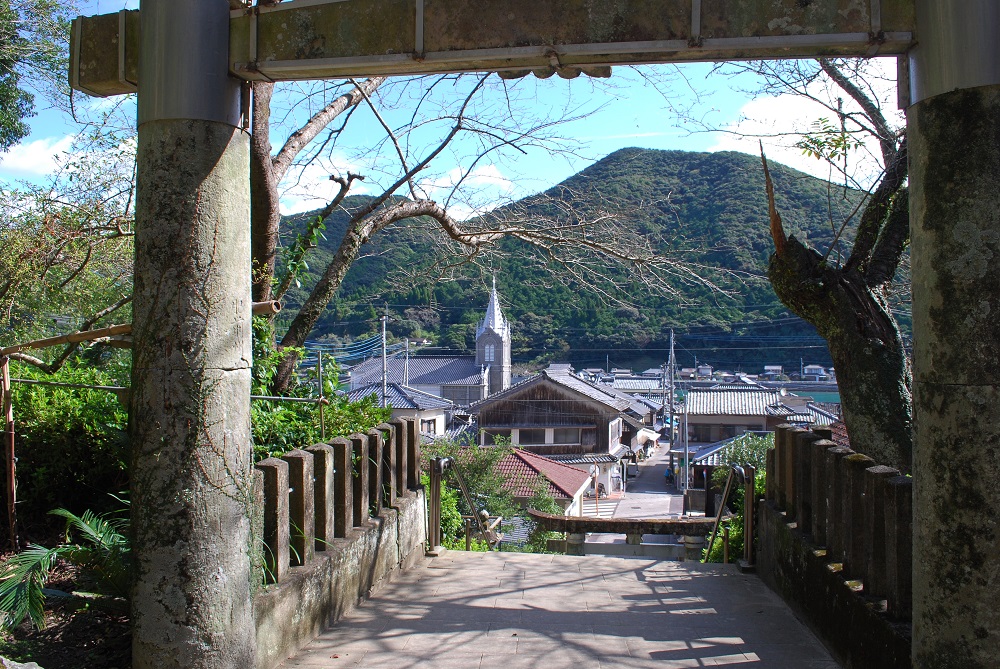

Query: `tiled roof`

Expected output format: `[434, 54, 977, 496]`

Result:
[349, 355, 484, 388]
[545, 453, 620, 464]
[496, 449, 591, 500]
[830, 421, 851, 448]
[686, 388, 784, 416]
[612, 378, 665, 392]
[543, 366, 650, 415]
[347, 382, 453, 411]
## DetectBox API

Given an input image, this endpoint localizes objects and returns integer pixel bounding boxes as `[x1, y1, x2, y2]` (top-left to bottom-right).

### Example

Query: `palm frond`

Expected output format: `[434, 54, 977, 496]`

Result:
[0, 543, 67, 630]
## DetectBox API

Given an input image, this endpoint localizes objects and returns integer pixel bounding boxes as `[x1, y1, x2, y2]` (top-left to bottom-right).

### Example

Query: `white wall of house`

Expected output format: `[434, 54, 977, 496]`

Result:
[511, 426, 585, 446]
[391, 407, 449, 435]
[687, 415, 768, 443]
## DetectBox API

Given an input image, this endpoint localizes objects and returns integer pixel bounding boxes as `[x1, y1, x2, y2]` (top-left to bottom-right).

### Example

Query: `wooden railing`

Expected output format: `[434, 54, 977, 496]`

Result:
[767, 424, 912, 619]
[253, 417, 422, 584]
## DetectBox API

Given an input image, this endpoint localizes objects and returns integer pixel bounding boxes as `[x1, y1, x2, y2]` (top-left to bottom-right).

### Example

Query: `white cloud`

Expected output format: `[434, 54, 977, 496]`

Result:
[708, 59, 903, 190]
[0, 135, 75, 178]
[279, 153, 373, 216]
[417, 164, 514, 199]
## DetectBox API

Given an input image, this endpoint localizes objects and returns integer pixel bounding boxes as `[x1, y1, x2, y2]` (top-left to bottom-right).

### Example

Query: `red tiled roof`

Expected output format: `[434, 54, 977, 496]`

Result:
[496, 449, 590, 500]
[830, 421, 851, 448]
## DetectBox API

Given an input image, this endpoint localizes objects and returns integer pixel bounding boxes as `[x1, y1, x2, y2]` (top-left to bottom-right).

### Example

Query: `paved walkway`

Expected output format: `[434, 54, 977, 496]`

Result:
[279, 551, 840, 669]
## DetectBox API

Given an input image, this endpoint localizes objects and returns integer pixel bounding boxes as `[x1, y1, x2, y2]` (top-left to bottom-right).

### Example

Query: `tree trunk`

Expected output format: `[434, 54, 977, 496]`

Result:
[769, 236, 912, 472]
[250, 81, 280, 304]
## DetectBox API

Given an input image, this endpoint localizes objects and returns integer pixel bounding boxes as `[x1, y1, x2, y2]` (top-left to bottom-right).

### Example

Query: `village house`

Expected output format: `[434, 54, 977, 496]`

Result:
[473, 363, 654, 496]
[347, 382, 453, 436]
[680, 378, 838, 445]
[347, 280, 512, 406]
[495, 448, 591, 516]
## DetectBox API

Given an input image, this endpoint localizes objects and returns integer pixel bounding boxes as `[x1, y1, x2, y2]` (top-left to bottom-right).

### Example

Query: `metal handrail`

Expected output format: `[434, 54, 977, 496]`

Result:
[428, 456, 497, 551]
[704, 463, 745, 563]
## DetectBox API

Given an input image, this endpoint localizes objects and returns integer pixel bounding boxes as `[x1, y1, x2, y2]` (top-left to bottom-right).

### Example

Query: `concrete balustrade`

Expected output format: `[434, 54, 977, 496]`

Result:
[305, 444, 335, 551]
[252, 418, 426, 669]
[760, 424, 914, 669]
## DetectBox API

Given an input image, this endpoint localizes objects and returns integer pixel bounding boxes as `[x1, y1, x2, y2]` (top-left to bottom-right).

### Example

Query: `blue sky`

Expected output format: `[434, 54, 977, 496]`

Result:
[0, 1, 901, 217]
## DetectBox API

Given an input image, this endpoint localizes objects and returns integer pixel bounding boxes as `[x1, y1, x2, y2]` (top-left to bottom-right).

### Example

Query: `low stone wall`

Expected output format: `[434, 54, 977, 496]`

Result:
[252, 418, 427, 669]
[757, 424, 911, 669]
[254, 491, 426, 669]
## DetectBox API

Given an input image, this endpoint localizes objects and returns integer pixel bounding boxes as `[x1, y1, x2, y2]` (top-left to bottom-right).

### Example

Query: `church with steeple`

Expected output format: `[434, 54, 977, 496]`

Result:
[475, 277, 512, 396]
[347, 280, 513, 406]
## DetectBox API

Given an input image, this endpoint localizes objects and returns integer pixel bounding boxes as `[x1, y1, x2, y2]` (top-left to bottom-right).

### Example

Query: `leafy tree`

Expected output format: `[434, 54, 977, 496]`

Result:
[0, 0, 76, 151]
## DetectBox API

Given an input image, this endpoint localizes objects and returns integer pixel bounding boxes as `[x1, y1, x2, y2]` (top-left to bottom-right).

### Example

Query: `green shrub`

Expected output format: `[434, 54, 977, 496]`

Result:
[704, 432, 772, 563]
[10, 359, 130, 516]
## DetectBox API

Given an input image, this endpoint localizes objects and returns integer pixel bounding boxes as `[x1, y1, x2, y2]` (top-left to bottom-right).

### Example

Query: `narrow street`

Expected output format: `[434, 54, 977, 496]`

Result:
[586, 443, 687, 547]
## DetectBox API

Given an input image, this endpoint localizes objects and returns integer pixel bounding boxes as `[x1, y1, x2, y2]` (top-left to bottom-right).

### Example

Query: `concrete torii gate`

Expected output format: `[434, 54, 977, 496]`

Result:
[71, 1, 999, 668]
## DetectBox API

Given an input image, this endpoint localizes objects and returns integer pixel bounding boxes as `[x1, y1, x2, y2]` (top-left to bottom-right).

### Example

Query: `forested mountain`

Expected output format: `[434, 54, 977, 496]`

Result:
[277, 148, 889, 373]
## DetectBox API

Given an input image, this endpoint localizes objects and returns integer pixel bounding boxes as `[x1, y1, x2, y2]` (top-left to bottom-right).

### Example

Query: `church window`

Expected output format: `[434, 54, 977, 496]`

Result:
[484, 344, 495, 362]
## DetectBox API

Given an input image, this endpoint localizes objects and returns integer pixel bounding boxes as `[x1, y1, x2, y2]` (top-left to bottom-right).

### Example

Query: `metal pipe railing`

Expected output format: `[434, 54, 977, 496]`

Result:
[705, 463, 745, 563]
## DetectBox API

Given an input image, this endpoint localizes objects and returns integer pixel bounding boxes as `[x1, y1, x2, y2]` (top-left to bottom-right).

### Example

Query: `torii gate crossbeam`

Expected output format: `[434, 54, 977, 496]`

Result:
[67, 1, 1000, 669]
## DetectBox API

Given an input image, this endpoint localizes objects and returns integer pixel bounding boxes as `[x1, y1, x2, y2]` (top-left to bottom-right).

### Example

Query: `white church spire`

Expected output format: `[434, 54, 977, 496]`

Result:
[477, 275, 510, 338]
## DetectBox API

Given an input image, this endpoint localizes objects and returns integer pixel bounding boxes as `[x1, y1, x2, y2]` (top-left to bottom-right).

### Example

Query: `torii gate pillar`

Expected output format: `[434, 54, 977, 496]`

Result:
[909, 2, 1000, 667]
[128, 1, 254, 667]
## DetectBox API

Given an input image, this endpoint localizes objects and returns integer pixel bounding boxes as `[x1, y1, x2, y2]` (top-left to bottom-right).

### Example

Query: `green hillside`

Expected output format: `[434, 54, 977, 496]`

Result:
[278, 148, 874, 373]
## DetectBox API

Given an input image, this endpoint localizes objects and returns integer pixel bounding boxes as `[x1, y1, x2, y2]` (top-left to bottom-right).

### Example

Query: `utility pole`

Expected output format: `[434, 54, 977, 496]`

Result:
[381, 315, 388, 408]
[668, 329, 675, 451]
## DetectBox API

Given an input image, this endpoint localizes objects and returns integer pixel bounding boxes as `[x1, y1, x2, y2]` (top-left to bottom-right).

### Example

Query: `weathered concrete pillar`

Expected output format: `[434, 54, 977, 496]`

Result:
[566, 532, 586, 556]
[255, 458, 289, 585]
[824, 445, 854, 565]
[129, 1, 251, 667]
[884, 475, 913, 621]
[405, 418, 421, 488]
[842, 453, 875, 580]
[862, 465, 900, 600]
[330, 438, 353, 538]
[367, 429, 384, 513]
[377, 423, 398, 507]
[282, 449, 315, 566]
[390, 418, 408, 498]
[809, 439, 834, 547]
[350, 434, 370, 527]
[910, 2, 1000, 666]
[793, 429, 818, 536]
[306, 444, 335, 550]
